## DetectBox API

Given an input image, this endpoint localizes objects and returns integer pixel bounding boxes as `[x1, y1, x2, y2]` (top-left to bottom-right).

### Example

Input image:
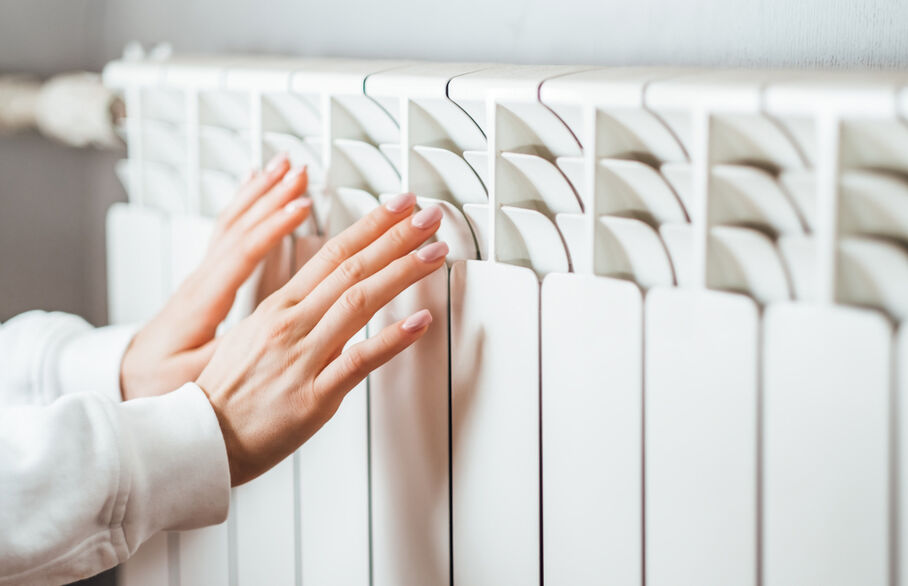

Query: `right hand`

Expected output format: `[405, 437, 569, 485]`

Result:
[196, 192, 448, 486]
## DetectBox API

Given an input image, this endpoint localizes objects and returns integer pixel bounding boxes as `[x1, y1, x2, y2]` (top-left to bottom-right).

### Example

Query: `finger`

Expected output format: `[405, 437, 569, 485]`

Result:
[279, 192, 418, 304]
[236, 165, 308, 232]
[218, 152, 290, 229]
[305, 241, 448, 367]
[185, 194, 306, 306]
[313, 309, 432, 405]
[201, 195, 311, 313]
[239, 197, 312, 275]
[297, 204, 443, 321]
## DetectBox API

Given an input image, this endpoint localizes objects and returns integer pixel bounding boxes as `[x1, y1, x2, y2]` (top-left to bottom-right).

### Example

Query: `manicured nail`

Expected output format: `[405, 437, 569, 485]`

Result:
[284, 197, 311, 213]
[385, 192, 416, 213]
[411, 205, 443, 229]
[283, 165, 306, 183]
[265, 152, 288, 173]
[401, 309, 433, 333]
[416, 241, 449, 262]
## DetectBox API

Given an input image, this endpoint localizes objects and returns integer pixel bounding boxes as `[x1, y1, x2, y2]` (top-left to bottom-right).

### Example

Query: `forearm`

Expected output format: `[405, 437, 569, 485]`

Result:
[0, 384, 230, 585]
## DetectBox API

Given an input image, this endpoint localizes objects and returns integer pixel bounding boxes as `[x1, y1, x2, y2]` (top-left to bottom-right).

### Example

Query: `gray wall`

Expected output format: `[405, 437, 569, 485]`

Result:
[97, 0, 908, 69]
[0, 0, 112, 323]
[2, 0, 907, 323]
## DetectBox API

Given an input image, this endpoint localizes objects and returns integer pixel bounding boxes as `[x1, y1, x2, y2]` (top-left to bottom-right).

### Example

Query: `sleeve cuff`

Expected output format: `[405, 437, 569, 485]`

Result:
[117, 383, 231, 546]
[57, 323, 139, 403]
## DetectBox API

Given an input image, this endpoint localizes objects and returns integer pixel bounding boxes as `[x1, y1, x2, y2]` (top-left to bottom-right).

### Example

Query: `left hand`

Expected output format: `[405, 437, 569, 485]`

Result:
[196, 193, 445, 485]
[120, 153, 311, 400]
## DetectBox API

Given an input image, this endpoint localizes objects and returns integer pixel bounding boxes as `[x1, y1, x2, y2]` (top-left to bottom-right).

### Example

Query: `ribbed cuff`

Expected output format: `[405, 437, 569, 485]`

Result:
[57, 323, 140, 403]
[117, 383, 231, 550]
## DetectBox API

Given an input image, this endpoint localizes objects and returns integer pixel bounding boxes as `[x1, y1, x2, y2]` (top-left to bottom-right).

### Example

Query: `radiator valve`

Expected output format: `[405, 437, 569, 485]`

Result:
[0, 71, 123, 149]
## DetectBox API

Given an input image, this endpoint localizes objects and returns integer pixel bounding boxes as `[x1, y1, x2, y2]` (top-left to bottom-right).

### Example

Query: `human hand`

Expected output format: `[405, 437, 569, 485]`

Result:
[196, 192, 447, 485]
[120, 153, 310, 400]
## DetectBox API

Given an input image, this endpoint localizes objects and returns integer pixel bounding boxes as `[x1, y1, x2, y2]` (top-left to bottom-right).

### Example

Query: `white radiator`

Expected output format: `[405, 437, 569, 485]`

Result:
[102, 55, 908, 586]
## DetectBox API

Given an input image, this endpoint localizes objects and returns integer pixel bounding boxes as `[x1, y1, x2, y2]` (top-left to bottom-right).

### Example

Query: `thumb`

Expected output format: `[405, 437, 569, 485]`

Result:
[174, 338, 220, 382]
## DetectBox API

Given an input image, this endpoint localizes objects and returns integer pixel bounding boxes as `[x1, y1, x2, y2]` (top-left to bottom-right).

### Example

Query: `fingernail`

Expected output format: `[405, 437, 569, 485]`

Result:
[411, 205, 443, 229]
[284, 197, 311, 213]
[416, 241, 449, 262]
[265, 152, 288, 173]
[385, 192, 416, 213]
[283, 166, 306, 183]
[401, 309, 433, 333]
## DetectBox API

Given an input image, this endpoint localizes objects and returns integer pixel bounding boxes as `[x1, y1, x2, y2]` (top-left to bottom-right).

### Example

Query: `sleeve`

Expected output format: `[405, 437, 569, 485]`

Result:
[0, 311, 139, 406]
[0, 383, 231, 585]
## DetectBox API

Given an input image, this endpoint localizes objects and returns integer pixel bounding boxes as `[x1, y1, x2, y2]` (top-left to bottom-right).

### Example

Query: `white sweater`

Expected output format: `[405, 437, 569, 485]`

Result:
[0, 311, 231, 585]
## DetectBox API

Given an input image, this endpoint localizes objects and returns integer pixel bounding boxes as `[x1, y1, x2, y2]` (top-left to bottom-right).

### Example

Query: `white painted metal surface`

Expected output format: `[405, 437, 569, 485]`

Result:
[297, 331, 371, 586]
[645, 287, 759, 586]
[118, 533, 172, 586]
[450, 260, 541, 586]
[900, 324, 908, 586]
[369, 267, 451, 586]
[103, 55, 908, 586]
[106, 203, 169, 325]
[234, 459, 297, 585]
[763, 304, 891, 586]
[541, 273, 643, 585]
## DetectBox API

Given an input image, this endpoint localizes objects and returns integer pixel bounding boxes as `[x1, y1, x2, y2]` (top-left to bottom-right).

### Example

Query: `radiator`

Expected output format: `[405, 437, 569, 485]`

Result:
[102, 55, 908, 586]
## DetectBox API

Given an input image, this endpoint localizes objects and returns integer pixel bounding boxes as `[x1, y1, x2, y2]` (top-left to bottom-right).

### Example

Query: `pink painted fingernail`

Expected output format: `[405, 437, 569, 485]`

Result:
[265, 152, 288, 173]
[284, 197, 311, 213]
[401, 309, 433, 333]
[385, 192, 416, 213]
[283, 165, 306, 183]
[416, 241, 449, 262]
[411, 205, 443, 229]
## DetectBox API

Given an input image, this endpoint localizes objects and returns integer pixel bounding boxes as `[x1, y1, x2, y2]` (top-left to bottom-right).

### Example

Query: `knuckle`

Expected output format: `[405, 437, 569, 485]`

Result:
[386, 225, 410, 249]
[343, 348, 368, 377]
[320, 239, 350, 267]
[265, 314, 295, 340]
[361, 210, 383, 233]
[253, 294, 273, 313]
[296, 335, 318, 361]
[295, 379, 323, 415]
[378, 328, 399, 355]
[338, 256, 367, 283]
[340, 286, 368, 314]
[256, 292, 284, 314]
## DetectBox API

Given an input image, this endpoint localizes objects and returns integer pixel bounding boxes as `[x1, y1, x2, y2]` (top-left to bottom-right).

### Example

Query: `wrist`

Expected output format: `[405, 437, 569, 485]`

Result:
[119, 327, 163, 400]
[118, 333, 141, 400]
[195, 376, 242, 486]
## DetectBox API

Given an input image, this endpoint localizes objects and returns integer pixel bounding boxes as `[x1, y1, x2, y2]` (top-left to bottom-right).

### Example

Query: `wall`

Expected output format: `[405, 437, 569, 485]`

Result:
[96, 0, 908, 68]
[0, 0, 112, 323]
